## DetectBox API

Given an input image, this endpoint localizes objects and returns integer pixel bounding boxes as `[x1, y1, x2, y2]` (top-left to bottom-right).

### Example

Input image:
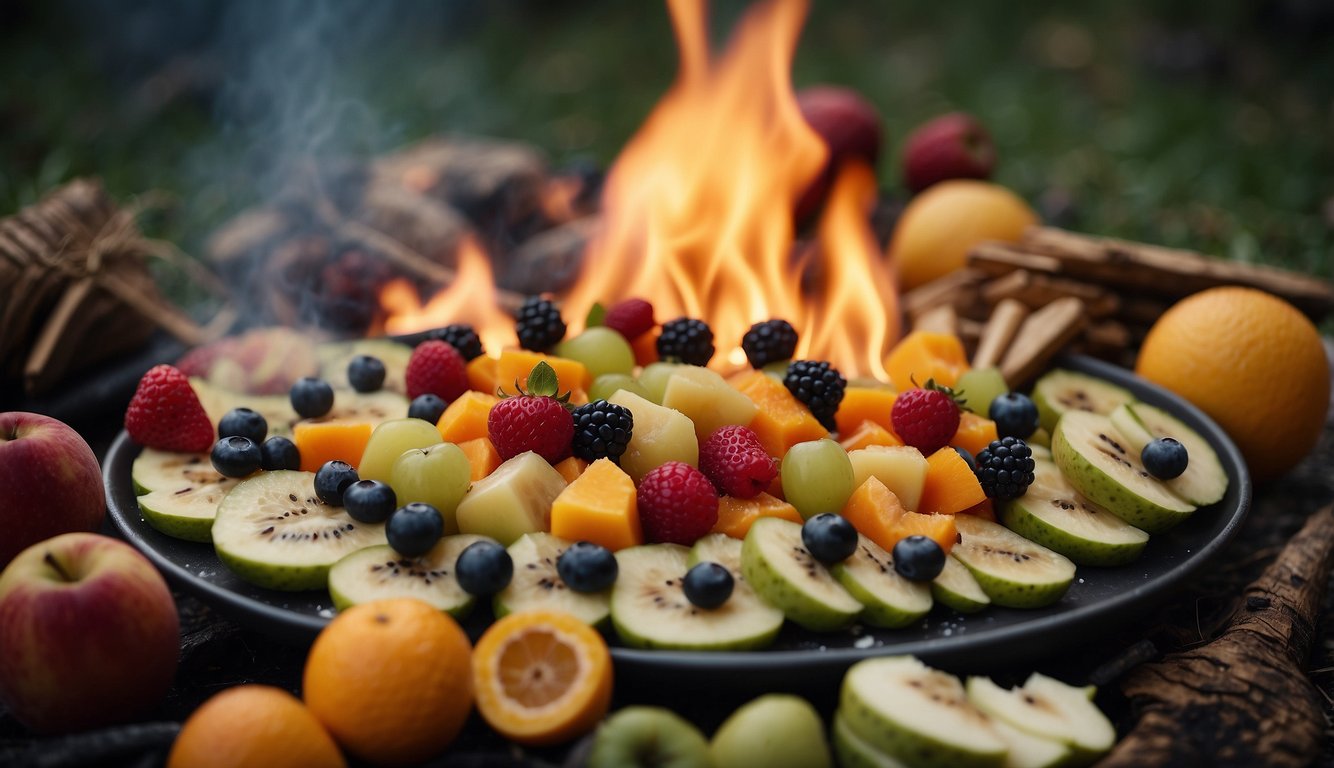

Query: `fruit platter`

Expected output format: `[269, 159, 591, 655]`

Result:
[104, 316, 1251, 684]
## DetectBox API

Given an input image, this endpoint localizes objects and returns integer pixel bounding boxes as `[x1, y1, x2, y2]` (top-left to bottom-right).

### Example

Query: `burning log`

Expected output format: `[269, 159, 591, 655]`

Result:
[1099, 504, 1334, 767]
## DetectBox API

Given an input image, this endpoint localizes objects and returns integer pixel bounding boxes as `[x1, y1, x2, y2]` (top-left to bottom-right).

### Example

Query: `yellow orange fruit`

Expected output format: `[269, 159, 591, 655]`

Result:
[167, 685, 345, 768]
[888, 179, 1038, 290]
[471, 610, 613, 746]
[303, 598, 473, 766]
[1135, 286, 1330, 483]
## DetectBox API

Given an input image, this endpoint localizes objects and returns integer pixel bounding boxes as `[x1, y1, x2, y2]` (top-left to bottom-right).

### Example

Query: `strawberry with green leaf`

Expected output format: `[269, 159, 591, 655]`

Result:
[487, 362, 575, 463]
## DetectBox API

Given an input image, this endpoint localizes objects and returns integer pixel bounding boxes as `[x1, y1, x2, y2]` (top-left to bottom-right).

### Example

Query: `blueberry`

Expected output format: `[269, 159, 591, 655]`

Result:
[455, 540, 514, 596]
[989, 392, 1039, 440]
[386, 503, 444, 557]
[210, 436, 261, 478]
[801, 513, 858, 564]
[342, 480, 397, 524]
[260, 436, 301, 471]
[218, 408, 267, 444]
[556, 541, 618, 593]
[290, 377, 335, 419]
[408, 393, 447, 423]
[953, 446, 976, 472]
[682, 561, 734, 609]
[314, 460, 359, 506]
[892, 535, 946, 582]
[1142, 437, 1189, 480]
[347, 354, 386, 393]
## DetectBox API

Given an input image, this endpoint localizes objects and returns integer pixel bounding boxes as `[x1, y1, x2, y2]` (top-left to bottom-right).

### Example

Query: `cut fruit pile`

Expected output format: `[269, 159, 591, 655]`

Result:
[124, 301, 1229, 651]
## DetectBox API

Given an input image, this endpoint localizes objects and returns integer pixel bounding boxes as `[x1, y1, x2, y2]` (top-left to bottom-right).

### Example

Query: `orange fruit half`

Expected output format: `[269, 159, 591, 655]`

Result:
[471, 610, 613, 746]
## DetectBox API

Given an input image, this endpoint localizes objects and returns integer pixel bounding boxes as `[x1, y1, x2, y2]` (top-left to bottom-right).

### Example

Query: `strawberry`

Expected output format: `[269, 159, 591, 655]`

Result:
[124, 365, 215, 452]
[890, 380, 963, 455]
[699, 425, 777, 499]
[901, 112, 996, 193]
[603, 298, 656, 341]
[405, 340, 468, 402]
[487, 362, 575, 463]
[636, 461, 719, 545]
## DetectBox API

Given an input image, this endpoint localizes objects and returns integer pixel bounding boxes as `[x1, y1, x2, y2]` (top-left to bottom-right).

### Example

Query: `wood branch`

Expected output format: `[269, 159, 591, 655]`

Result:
[972, 299, 1029, 370]
[912, 304, 959, 336]
[998, 297, 1087, 387]
[1100, 504, 1334, 767]
[902, 268, 987, 318]
[980, 269, 1120, 319]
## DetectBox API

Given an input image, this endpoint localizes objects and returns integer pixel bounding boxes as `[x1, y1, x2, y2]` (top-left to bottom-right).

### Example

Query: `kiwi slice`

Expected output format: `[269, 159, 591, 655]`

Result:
[327, 535, 486, 615]
[830, 536, 932, 629]
[840, 656, 1007, 768]
[832, 711, 909, 768]
[967, 673, 1115, 765]
[211, 470, 387, 591]
[1052, 411, 1195, 533]
[686, 532, 744, 571]
[1000, 458, 1150, 567]
[987, 720, 1072, 768]
[318, 339, 414, 395]
[1031, 369, 1135, 434]
[740, 517, 863, 632]
[132, 449, 223, 494]
[610, 544, 783, 651]
[930, 554, 990, 614]
[1109, 402, 1228, 507]
[132, 449, 235, 542]
[190, 377, 296, 438]
[951, 515, 1076, 609]
[493, 533, 610, 626]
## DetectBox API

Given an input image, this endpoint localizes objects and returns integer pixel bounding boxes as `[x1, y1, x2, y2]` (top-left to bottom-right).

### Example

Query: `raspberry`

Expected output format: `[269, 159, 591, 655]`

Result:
[515, 297, 567, 351]
[570, 400, 634, 463]
[783, 360, 846, 431]
[891, 381, 962, 455]
[741, 319, 798, 369]
[421, 323, 484, 361]
[124, 365, 215, 452]
[975, 437, 1035, 500]
[636, 461, 719, 545]
[487, 362, 575, 463]
[699, 425, 777, 499]
[656, 317, 715, 366]
[405, 340, 468, 402]
[603, 298, 656, 341]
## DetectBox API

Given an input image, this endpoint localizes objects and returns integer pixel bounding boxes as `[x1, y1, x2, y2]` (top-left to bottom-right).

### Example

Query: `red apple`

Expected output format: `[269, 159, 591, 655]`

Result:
[0, 412, 106, 569]
[901, 112, 997, 193]
[0, 533, 180, 733]
[796, 85, 884, 222]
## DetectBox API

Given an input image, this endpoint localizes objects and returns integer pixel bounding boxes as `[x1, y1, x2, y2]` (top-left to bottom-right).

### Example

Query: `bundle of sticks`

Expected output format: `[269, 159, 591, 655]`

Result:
[903, 226, 1334, 387]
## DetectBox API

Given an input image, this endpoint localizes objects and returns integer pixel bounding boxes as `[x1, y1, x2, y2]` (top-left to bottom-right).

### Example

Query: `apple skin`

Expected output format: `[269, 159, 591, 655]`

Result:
[901, 112, 997, 193]
[0, 412, 106, 569]
[0, 533, 180, 734]
[795, 85, 883, 222]
[710, 693, 833, 768]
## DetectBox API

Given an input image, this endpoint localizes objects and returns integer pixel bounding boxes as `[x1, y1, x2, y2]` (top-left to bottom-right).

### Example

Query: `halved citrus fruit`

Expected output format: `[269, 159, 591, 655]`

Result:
[471, 610, 613, 746]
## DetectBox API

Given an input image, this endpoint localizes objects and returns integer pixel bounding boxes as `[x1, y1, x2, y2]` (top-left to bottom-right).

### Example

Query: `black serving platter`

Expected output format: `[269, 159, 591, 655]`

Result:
[105, 355, 1251, 687]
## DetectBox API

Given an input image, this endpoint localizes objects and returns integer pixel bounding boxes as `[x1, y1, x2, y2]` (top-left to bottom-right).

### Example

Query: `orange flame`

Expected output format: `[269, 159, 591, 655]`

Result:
[379, 236, 513, 354]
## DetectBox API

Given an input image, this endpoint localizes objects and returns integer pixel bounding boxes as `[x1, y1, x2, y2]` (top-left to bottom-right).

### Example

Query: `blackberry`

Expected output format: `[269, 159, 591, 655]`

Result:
[515, 297, 567, 351]
[741, 319, 798, 369]
[571, 400, 634, 463]
[783, 360, 846, 431]
[423, 323, 485, 361]
[656, 317, 715, 366]
[975, 437, 1036, 500]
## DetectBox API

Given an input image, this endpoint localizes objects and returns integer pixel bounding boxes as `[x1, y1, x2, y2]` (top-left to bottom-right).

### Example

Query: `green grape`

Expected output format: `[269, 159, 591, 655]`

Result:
[589, 373, 649, 403]
[389, 442, 471, 534]
[781, 439, 856, 520]
[554, 327, 635, 380]
[638, 362, 683, 404]
[762, 360, 791, 380]
[954, 367, 1008, 416]
[356, 418, 443, 483]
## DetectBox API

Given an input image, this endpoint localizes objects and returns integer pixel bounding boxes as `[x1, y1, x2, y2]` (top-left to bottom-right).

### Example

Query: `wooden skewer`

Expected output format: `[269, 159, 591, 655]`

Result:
[972, 299, 1030, 370]
[999, 297, 1088, 386]
[912, 304, 959, 336]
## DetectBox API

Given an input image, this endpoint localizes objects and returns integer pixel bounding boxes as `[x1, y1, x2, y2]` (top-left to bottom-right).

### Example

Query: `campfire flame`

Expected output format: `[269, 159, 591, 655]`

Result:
[382, 0, 900, 379]
[379, 236, 513, 355]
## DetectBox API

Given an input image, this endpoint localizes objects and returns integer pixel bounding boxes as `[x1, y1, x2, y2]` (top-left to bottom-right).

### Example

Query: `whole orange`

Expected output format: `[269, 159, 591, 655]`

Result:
[1136, 286, 1330, 483]
[167, 685, 345, 768]
[887, 179, 1038, 290]
[303, 598, 473, 767]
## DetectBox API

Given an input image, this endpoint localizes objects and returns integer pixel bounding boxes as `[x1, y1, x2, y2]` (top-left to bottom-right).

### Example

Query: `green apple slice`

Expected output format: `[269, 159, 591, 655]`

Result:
[741, 517, 863, 631]
[131, 449, 223, 494]
[1032, 369, 1135, 434]
[840, 656, 1007, 768]
[966, 673, 1115, 765]
[1109, 402, 1228, 507]
[989, 719, 1072, 768]
[832, 712, 909, 768]
[318, 339, 414, 395]
[326, 535, 485, 615]
[952, 516, 1076, 609]
[1052, 411, 1195, 533]
[930, 554, 991, 614]
[686, 532, 744, 570]
[830, 536, 932, 629]
[138, 479, 237, 543]
[493, 533, 609, 626]
[610, 544, 783, 651]
[211, 470, 387, 591]
[1000, 459, 1150, 567]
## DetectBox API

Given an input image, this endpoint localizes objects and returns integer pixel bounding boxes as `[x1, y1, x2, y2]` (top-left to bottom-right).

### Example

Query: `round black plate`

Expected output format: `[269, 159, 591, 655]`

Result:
[105, 355, 1251, 685]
